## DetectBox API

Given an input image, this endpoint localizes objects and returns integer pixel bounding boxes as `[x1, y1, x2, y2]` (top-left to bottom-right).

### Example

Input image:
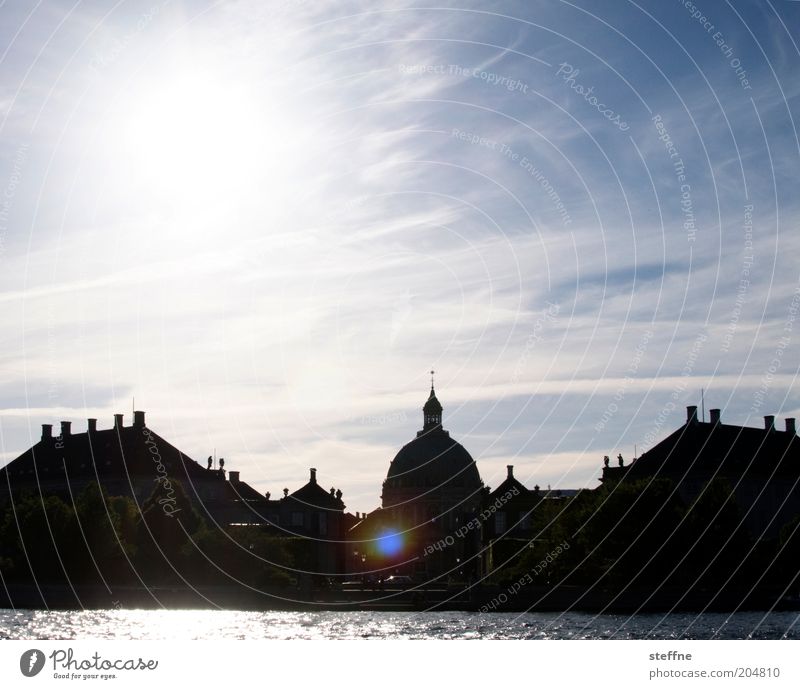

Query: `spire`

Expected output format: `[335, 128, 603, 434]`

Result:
[422, 371, 443, 431]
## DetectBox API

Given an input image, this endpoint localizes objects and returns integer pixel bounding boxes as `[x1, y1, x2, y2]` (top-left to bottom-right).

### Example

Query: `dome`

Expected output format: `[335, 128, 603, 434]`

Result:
[382, 382, 483, 504]
[385, 429, 482, 490]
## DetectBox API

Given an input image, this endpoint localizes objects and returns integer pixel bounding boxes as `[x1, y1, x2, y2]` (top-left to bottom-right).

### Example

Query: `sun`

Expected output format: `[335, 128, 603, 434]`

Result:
[107, 53, 323, 220]
[120, 69, 269, 201]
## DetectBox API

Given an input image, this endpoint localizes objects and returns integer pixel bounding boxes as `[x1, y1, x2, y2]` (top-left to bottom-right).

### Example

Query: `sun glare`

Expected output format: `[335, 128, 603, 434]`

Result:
[113, 63, 314, 213]
[122, 72, 265, 198]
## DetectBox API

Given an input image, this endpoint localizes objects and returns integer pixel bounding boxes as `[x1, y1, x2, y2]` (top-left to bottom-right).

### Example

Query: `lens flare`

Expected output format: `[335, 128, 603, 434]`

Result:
[375, 529, 403, 558]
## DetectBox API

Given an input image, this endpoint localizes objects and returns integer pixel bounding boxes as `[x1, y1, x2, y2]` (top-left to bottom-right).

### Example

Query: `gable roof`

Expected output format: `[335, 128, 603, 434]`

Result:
[0, 424, 210, 485]
[622, 417, 800, 483]
[287, 469, 345, 511]
[488, 473, 529, 499]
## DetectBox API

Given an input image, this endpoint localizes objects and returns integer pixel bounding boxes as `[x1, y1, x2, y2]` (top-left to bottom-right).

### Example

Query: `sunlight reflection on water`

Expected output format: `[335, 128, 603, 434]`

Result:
[1, 609, 798, 640]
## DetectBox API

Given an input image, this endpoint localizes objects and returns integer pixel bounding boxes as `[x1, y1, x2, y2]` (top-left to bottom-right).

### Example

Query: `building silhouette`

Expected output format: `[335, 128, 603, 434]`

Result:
[481, 465, 552, 575]
[601, 405, 800, 538]
[0, 411, 348, 576]
[2, 391, 799, 596]
[347, 382, 560, 582]
[346, 382, 483, 580]
[281, 468, 346, 575]
[0, 412, 251, 518]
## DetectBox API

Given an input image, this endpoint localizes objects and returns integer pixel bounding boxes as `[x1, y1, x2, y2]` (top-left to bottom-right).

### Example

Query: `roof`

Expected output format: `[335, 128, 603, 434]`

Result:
[0, 419, 277, 514]
[287, 471, 345, 511]
[488, 470, 529, 499]
[228, 478, 268, 502]
[0, 423, 212, 487]
[381, 382, 484, 507]
[619, 418, 800, 483]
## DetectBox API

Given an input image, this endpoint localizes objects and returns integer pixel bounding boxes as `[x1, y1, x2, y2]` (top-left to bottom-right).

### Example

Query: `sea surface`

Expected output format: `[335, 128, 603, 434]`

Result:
[1, 609, 798, 639]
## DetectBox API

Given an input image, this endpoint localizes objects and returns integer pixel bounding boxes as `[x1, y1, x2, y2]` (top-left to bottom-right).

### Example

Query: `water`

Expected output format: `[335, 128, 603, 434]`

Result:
[0, 609, 798, 639]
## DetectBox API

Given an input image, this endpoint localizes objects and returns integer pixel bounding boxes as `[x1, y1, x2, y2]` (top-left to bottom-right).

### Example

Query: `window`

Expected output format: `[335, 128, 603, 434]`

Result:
[291, 512, 304, 527]
[495, 511, 507, 533]
[318, 512, 327, 536]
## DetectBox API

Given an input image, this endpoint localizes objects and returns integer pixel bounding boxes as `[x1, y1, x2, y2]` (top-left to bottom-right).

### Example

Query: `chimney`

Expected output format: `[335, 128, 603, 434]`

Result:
[114, 413, 124, 429]
[41, 424, 52, 441]
[229, 471, 240, 483]
[60, 421, 71, 437]
[507, 465, 514, 479]
[87, 418, 97, 433]
[709, 409, 721, 425]
[309, 467, 317, 484]
[133, 410, 146, 428]
[686, 406, 698, 424]
[786, 418, 796, 435]
[764, 415, 775, 431]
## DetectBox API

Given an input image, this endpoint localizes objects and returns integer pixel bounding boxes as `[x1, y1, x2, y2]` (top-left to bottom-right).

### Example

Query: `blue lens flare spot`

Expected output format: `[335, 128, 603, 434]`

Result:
[375, 529, 403, 557]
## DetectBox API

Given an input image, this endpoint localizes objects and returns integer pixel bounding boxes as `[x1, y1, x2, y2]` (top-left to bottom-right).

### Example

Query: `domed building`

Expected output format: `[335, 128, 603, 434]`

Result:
[351, 381, 485, 581]
[381, 383, 483, 528]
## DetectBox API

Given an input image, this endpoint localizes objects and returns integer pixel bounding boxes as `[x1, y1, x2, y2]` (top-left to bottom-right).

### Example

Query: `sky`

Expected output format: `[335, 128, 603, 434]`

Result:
[0, 0, 799, 513]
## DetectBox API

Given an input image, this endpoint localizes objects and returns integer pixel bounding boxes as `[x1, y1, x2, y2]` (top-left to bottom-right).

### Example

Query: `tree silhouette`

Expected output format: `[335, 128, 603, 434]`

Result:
[0, 493, 77, 583]
[135, 480, 205, 584]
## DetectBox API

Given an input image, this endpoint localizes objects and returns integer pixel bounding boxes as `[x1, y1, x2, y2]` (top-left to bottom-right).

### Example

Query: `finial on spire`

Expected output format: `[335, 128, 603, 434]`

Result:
[430, 369, 435, 390]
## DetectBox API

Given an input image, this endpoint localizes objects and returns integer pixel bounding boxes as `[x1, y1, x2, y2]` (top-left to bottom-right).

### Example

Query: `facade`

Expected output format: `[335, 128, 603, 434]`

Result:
[601, 405, 800, 538]
[481, 465, 546, 574]
[279, 468, 346, 575]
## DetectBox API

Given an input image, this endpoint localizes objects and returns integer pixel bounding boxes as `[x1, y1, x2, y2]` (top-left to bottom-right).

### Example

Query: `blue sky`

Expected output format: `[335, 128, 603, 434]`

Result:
[1, 0, 799, 511]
